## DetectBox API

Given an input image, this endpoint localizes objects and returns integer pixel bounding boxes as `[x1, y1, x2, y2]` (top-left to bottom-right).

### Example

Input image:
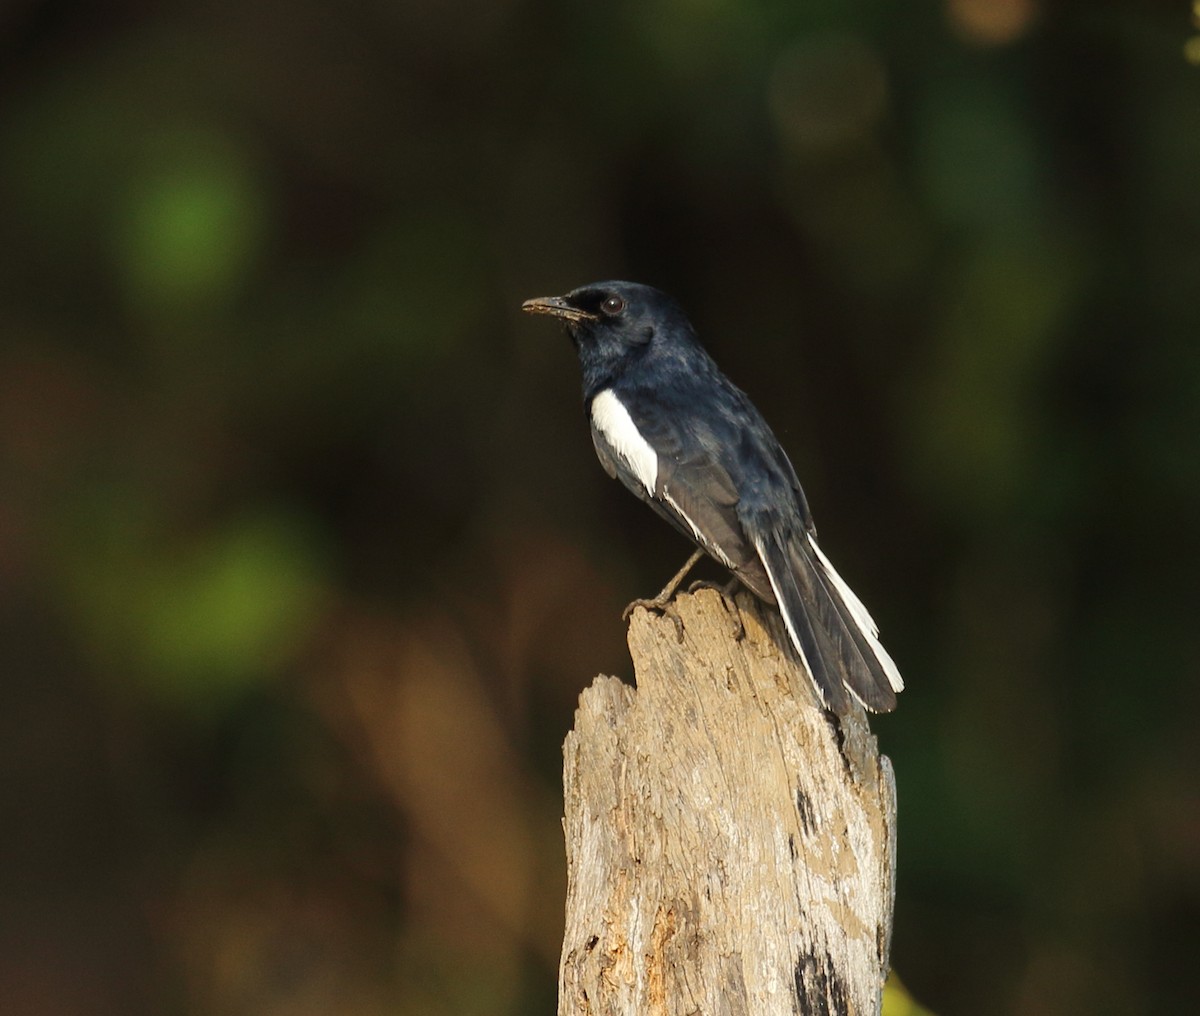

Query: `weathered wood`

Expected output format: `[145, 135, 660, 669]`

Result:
[559, 588, 896, 1016]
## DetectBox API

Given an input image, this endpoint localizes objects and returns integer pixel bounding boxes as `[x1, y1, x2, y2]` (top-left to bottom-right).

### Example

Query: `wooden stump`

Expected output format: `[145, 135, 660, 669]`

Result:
[559, 588, 896, 1016]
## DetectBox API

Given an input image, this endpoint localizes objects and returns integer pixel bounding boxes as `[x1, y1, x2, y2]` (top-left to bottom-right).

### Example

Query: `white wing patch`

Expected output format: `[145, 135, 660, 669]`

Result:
[808, 534, 904, 692]
[591, 389, 658, 496]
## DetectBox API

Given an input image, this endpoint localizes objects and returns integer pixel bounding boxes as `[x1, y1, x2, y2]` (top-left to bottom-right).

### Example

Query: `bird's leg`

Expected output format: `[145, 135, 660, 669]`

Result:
[622, 549, 705, 639]
[625, 548, 705, 615]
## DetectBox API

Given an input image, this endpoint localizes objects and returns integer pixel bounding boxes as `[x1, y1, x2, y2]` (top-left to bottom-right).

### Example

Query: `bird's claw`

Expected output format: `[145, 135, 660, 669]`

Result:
[686, 578, 731, 597]
[622, 597, 686, 642]
[686, 579, 745, 641]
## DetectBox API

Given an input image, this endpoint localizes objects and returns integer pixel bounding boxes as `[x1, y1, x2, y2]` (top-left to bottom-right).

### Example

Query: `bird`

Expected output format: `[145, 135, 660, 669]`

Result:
[522, 280, 903, 714]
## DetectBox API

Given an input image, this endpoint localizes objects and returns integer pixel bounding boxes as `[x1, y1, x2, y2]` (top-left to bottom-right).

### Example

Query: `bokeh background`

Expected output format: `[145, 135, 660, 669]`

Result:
[3, 0, 1199, 1013]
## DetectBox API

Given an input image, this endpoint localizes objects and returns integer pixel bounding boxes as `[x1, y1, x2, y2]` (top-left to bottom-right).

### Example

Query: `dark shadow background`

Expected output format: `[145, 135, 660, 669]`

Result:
[2, 1, 1198, 1014]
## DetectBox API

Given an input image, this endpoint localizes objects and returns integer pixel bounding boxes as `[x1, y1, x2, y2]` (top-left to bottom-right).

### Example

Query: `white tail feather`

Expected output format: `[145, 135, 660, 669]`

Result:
[808, 534, 904, 693]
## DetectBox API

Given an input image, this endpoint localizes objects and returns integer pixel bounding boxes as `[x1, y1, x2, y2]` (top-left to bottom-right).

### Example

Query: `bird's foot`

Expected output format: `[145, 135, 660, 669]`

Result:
[620, 549, 705, 643]
[686, 576, 738, 599]
[686, 577, 745, 641]
[622, 595, 685, 642]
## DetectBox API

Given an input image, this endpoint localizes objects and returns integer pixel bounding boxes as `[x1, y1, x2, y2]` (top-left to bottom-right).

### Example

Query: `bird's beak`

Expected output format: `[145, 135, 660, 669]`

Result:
[521, 295, 598, 323]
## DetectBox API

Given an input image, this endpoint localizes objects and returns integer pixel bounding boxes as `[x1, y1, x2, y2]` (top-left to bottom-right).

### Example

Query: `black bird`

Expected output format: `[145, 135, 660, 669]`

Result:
[522, 281, 902, 713]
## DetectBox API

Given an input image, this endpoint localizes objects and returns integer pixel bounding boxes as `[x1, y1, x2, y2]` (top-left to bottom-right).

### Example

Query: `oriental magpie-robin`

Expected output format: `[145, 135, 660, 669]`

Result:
[522, 281, 902, 713]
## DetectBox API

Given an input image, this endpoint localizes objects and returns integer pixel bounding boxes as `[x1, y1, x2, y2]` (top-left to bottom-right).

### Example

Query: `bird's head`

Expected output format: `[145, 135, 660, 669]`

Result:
[523, 281, 690, 390]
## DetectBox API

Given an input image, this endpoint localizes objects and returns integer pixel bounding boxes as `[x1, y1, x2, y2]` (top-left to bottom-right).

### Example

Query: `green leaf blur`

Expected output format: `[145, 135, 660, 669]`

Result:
[112, 131, 267, 319]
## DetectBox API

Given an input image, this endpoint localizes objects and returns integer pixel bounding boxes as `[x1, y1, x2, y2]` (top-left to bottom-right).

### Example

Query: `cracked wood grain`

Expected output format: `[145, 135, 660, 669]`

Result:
[559, 589, 896, 1016]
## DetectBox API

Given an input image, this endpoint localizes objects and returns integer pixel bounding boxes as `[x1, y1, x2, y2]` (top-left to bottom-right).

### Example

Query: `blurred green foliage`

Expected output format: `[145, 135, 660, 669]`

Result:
[883, 971, 938, 1016]
[61, 502, 325, 705]
[112, 129, 267, 319]
[1, 1, 1198, 1015]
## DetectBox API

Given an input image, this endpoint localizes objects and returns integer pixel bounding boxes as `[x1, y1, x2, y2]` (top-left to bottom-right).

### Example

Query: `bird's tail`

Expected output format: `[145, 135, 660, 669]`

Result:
[752, 524, 902, 713]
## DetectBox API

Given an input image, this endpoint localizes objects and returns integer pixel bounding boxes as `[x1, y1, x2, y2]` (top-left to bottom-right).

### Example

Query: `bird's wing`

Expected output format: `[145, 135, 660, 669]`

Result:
[589, 387, 774, 601]
[591, 383, 900, 714]
[743, 509, 902, 712]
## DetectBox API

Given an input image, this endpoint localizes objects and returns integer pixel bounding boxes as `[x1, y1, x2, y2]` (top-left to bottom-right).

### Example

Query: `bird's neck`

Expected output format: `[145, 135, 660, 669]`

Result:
[578, 340, 651, 403]
[580, 362, 617, 403]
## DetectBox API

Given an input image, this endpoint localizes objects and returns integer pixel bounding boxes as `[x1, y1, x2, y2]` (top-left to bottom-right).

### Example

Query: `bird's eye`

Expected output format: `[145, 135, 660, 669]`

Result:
[601, 295, 625, 316]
